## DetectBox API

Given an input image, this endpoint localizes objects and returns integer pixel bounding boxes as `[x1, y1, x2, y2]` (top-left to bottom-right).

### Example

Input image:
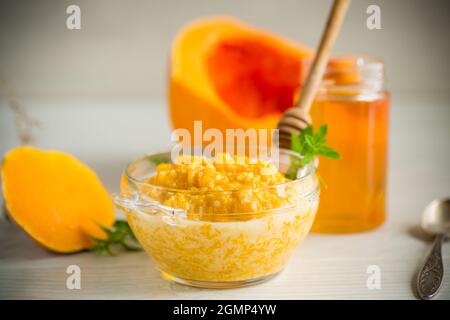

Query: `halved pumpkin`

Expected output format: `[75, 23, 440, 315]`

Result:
[1, 146, 115, 253]
[169, 16, 313, 135]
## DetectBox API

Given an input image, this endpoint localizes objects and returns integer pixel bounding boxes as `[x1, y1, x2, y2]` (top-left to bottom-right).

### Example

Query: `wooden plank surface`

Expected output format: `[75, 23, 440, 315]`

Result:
[0, 94, 449, 299]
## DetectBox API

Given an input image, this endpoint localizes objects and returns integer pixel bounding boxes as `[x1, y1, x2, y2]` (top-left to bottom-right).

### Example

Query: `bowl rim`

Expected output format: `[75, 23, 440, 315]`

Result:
[123, 148, 318, 195]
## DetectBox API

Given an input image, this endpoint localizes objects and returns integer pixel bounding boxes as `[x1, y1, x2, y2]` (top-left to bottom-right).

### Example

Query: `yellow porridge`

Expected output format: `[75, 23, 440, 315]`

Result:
[116, 151, 319, 288]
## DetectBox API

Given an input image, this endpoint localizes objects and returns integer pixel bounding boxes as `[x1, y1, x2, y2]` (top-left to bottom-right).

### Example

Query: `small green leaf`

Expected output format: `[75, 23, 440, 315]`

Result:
[300, 153, 314, 167]
[149, 154, 170, 165]
[304, 135, 316, 149]
[99, 225, 112, 236]
[318, 145, 341, 159]
[303, 125, 313, 137]
[90, 219, 142, 256]
[316, 125, 328, 144]
[286, 124, 340, 179]
[291, 132, 302, 153]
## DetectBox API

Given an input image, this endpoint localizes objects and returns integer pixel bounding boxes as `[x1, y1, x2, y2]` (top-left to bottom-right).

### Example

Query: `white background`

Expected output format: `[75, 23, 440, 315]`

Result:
[0, 0, 449, 99]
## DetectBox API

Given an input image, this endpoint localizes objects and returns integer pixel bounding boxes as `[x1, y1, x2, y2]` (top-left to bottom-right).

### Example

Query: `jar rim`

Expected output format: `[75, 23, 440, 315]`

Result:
[303, 54, 384, 72]
[303, 54, 386, 96]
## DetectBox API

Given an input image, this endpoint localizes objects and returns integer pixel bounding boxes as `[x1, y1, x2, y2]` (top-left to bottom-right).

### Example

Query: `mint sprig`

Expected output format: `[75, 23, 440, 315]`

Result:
[148, 154, 170, 165]
[90, 220, 141, 256]
[286, 124, 340, 179]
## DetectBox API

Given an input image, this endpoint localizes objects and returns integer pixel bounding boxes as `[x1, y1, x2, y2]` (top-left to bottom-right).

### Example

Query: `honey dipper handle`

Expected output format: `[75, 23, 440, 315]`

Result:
[297, 0, 351, 114]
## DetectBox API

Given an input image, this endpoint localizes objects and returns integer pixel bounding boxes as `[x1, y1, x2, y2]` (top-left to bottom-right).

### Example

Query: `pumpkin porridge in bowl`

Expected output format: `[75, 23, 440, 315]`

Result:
[114, 150, 319, 288]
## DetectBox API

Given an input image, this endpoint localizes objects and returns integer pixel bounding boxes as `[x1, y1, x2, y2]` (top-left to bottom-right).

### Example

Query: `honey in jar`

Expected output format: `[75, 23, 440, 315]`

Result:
[310, 56, 389, 233]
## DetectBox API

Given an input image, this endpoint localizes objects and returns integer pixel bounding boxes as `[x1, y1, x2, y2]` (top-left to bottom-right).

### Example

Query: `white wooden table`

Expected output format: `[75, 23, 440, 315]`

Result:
[0, 94, 449, 299]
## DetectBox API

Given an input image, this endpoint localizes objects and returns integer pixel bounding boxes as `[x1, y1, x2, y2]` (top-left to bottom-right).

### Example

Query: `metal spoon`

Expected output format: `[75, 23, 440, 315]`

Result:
[416, 199, 450, 299]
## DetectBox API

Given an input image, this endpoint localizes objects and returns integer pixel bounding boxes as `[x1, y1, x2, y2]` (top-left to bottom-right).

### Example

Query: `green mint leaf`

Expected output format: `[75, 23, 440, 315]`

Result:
[149, 154, 170, 165]
[99, 224, 113, 236]
[318, 145, 341, 159]
[304, 135, 316, 149]
[300, 153, 314, 167]
[290, 132, 302, 153]
[287, 124, 340, 178]
[120, 241, 142, 252]
[90, 219, 141, 256]
[285, 169, 297, 180]
[316, 125, 328, 144]
[302, 125, 313, 137]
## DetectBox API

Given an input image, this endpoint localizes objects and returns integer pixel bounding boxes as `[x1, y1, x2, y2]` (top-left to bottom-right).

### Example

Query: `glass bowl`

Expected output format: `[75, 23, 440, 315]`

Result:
[113, 149, 320, 288]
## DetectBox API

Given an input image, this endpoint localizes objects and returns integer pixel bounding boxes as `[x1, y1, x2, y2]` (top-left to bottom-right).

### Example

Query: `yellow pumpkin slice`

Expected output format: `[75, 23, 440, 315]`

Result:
[1, 146, 115, 253]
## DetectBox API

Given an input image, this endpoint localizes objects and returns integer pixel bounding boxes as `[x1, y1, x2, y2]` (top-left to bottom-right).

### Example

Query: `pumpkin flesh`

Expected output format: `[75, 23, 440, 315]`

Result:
[1, 146, 115, 253]
[169, 17, 313, 133]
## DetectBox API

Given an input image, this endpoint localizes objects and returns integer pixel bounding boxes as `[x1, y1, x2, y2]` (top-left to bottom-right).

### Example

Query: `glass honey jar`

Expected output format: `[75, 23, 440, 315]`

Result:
[310, 56, 389, 233]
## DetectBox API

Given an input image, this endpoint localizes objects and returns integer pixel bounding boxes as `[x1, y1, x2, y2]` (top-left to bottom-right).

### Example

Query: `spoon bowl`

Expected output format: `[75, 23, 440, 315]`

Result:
[421, 199, 450, 237]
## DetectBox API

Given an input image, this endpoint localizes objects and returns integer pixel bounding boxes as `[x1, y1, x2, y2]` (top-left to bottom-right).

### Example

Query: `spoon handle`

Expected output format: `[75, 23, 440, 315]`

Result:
[416, 234, 444, 299]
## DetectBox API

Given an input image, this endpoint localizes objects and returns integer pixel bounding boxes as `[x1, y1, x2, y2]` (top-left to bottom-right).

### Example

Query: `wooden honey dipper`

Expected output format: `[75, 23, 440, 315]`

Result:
[277, 0, 351, 149]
